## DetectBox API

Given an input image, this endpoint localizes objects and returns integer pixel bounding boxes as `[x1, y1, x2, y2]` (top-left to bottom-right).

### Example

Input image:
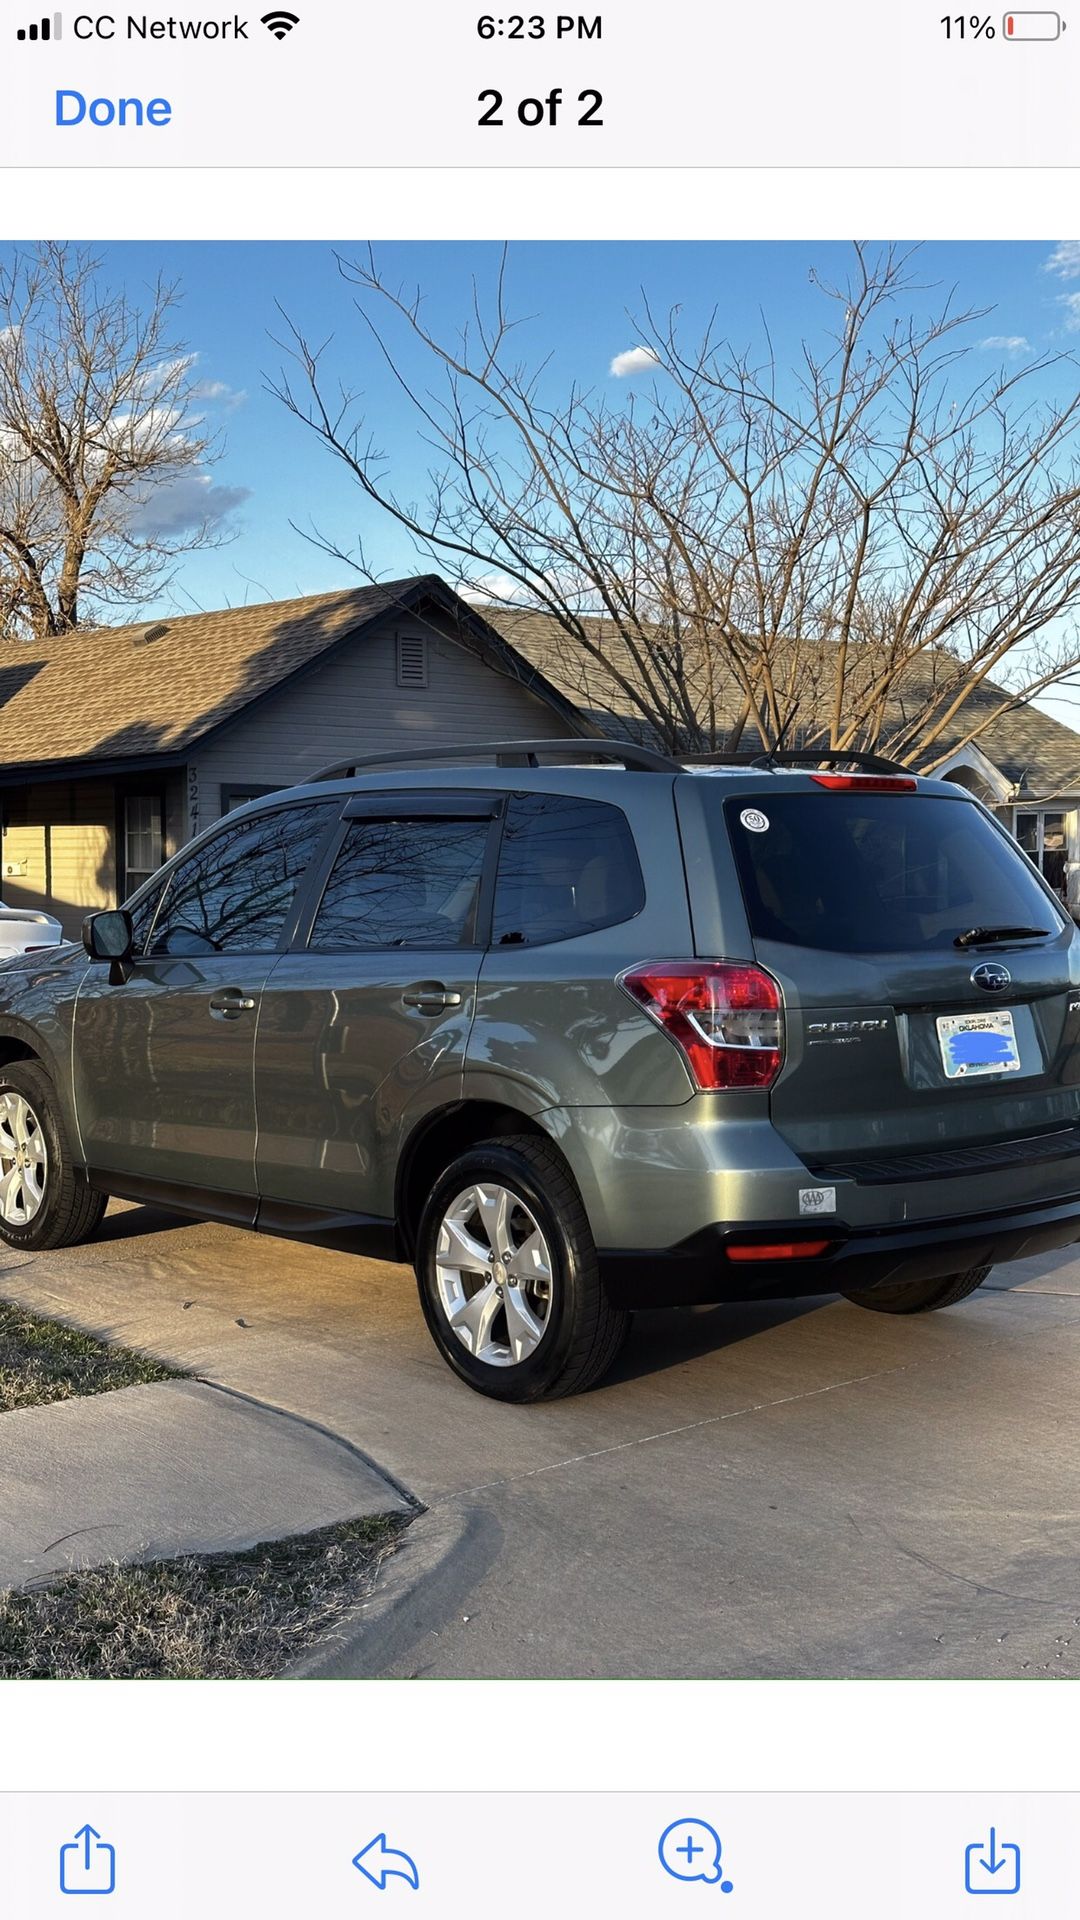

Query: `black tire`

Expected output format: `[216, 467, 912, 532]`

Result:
[0, 1060, 106, 1252]
[840, 1262, 992, 1315]
[415, 1133, 629, 1402]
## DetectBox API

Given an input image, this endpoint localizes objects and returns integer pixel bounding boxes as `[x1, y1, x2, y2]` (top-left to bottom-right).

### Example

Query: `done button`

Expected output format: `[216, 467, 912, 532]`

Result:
[55, 89, 173, 125]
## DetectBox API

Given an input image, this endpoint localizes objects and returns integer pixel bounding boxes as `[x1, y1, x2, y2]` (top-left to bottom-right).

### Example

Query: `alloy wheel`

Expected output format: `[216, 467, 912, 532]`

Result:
[0, 1090, 47, 1226]
[434, 1182, 555, 1367]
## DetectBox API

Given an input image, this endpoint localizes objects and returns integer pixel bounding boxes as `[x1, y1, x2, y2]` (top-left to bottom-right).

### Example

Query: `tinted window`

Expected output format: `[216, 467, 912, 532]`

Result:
[309, 816, 491, 951]
[492, 793, 645, 946]
[726, 792, 1062, 954]
[127, 880, 168, 955]
[148, 802, 337, 956]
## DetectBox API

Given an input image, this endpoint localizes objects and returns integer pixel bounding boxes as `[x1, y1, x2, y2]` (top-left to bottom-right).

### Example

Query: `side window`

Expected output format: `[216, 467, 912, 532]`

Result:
[309, 816, 491, 951]
[492, 793, 645, 946]
[127, 878, 169, 956]
[147, 802, 338, 957]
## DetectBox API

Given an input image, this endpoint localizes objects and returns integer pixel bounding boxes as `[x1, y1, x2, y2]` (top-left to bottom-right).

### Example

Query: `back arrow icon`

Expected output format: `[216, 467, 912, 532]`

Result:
[352, 1835, 420, 1891]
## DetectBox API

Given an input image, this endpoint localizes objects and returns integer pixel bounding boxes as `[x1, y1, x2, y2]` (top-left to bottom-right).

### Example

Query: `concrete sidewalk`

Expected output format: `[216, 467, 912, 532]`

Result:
[0, 1376, 408, 1590]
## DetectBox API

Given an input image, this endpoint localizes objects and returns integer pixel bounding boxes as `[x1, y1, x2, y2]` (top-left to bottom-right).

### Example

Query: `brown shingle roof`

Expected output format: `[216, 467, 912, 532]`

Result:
[0, 576, 584, 776]
[484, 607, 745, 739]
[485, 606, 1080, 800]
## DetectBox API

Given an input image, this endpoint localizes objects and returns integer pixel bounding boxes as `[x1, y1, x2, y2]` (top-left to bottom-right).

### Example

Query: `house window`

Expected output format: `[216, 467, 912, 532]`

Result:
[222, 784, 281, 814]
[123, 795, 164, 899]
[396, 632, 428, 688]
[1014, 809, 1069, 901]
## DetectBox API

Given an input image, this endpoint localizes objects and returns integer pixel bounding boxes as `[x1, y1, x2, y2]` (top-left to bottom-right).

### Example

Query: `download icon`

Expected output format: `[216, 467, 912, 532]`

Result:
[964, 1828, 1021, 1896]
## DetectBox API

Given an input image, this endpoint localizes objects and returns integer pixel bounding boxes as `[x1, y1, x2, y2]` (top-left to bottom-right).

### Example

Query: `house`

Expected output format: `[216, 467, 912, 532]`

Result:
[0, 576, 591, 937]
[487, 606, 1080, 915]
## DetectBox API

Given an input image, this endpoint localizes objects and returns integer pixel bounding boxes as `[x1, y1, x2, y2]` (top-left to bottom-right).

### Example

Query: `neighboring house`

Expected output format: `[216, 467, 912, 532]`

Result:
[0, 576, 590, 937]
[488, 606, 1080, 916]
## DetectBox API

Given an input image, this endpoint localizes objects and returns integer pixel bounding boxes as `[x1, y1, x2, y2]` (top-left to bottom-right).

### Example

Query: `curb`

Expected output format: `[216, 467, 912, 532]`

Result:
[286, 1500, 499, 1680]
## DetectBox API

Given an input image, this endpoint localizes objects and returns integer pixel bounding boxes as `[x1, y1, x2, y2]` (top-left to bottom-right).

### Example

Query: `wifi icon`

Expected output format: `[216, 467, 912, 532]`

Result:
[261, 9, 299, 37]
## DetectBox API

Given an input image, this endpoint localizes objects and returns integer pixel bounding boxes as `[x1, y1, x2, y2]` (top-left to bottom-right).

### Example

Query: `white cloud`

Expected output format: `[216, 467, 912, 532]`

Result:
[108, 403, 185, 442]
[1043, 241, 1080, 280]
[1058, 291, 1080, 331]
[462, 571, 532, 605]
[191, 378, 247, 410]
[610, 345, 660, 378]
[126, 471, 250, 537]
[979, 334, 1032, 356]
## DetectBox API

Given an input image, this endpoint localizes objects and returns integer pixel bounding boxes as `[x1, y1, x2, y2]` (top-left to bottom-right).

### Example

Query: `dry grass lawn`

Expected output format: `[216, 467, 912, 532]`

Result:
[0, 1515, 406, 1679]
[0, 1298, 181, 1411]
[1, 1297, 406, 1678]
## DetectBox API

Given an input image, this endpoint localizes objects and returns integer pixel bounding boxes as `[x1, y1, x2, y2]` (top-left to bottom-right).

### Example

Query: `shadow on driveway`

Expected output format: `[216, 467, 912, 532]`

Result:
[606, 1296, 832, 1387]
[93, 1202, 193, 1245]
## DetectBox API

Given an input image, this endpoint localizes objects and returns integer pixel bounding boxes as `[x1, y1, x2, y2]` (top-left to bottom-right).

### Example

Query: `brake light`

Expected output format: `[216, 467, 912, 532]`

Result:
[727, 1239, 830, 1262]
[811, 774, 917, 792]
[620, 960, 784, 1090]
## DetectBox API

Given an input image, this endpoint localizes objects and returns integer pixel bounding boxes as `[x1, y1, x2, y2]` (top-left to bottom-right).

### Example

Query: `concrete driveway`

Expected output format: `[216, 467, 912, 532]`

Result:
[2, 1201, 1079, 1679]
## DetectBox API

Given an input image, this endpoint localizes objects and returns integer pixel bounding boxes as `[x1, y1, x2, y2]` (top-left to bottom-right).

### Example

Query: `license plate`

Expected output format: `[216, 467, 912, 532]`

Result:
[936, 1009, 1021, 1079]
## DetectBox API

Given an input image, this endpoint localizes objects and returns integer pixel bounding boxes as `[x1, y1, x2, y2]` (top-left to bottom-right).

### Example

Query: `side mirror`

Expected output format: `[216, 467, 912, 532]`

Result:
[82, 909, 134, 984]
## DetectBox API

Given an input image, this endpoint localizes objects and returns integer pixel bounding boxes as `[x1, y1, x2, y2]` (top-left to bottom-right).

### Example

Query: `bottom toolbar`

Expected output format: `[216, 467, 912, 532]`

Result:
[0, 1792, 1072, 1916]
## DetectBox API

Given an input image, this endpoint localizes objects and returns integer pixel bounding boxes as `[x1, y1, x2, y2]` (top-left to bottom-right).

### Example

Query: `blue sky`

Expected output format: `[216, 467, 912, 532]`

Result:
[9, 238, 1080, 616]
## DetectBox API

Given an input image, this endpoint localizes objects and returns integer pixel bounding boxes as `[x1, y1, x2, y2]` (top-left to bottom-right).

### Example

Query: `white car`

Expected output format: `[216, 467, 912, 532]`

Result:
[0, 904, 65, 956]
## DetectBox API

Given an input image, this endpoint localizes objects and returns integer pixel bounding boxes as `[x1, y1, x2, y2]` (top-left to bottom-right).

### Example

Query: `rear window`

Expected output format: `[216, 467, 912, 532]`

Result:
[725, 792, 1063, 954]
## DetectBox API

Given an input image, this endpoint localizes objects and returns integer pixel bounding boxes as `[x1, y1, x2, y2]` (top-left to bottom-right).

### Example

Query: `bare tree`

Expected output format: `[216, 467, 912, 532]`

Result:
[272, 243, 1080, 767]
[0, 242, 236, 640]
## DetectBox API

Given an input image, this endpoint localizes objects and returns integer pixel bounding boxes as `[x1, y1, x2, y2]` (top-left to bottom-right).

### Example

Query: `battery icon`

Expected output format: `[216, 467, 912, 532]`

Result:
[1004, 11, 1064, 34]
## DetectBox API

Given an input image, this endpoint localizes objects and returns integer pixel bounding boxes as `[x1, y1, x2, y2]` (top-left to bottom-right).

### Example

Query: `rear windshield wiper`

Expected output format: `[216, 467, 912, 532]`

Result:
[954, 924, 1051, 948]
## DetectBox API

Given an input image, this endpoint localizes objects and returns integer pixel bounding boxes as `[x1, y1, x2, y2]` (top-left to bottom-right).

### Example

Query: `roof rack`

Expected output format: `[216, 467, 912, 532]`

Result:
[310, 738, 680, 781]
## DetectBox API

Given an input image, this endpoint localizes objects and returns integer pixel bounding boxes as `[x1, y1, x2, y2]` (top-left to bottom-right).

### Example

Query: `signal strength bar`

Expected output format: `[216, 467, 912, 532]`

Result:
[16, 11, 62, 37]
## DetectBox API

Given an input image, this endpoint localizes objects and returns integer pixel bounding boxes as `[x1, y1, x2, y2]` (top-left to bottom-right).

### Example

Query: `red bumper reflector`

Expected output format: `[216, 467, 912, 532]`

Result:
[726, 1239, 830, 1262]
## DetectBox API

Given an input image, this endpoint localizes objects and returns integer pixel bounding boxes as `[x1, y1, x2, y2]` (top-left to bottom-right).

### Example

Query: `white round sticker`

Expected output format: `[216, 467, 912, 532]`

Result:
[740, 808, 770, 833]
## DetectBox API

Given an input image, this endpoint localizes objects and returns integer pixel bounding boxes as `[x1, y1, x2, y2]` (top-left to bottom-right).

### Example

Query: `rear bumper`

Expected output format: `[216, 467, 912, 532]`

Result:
[598, 1189, 1080, 1309]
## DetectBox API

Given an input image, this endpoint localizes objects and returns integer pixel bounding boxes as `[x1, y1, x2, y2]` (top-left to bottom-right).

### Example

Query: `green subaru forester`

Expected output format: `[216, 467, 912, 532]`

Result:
[0, 738, 1077, 1401]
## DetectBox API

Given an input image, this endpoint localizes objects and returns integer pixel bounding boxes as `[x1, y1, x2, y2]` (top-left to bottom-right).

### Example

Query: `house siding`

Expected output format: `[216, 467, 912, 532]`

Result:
[190, 610, 572, 829]
[2, 779, 116, 933]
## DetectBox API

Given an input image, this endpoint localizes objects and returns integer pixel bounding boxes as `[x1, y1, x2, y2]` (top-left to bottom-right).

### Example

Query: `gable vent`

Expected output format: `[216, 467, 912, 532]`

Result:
[396, 632, 428, 688]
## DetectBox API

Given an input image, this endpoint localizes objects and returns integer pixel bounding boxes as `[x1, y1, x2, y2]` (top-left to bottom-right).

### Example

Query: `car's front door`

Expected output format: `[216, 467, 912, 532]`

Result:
[254, 795, 500, 1224]
[72, 798, 340, 1206]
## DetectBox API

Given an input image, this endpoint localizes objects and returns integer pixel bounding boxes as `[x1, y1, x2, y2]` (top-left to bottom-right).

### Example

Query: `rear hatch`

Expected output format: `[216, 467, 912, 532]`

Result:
[716, 780, 1080, 1169]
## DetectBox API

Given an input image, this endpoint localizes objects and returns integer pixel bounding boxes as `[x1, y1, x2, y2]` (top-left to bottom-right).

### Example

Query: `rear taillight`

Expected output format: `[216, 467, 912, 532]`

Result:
[811, 773, 916, 792]
[620, 960, 784, 1091]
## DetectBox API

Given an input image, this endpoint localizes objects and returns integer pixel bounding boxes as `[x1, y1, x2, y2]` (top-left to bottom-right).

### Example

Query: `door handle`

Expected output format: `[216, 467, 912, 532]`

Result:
[208, 989, 257, 1021]
[402, 982, 463, 1016]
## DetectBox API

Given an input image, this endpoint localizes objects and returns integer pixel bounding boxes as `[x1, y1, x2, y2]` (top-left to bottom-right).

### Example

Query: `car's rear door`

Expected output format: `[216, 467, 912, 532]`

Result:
[253, 792, 502, 1224]
[72, 798, 340, 1204]
[683, 777, 1080, 1167]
